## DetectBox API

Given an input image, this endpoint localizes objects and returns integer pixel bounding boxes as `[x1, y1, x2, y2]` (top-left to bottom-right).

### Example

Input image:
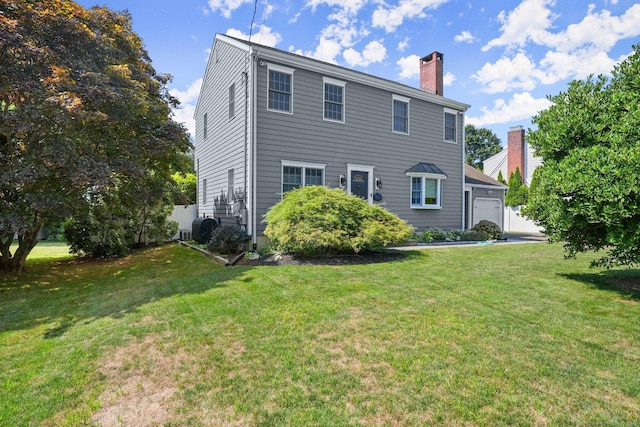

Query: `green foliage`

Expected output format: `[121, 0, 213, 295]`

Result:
[465, 125, 503, 170]
[472, 220, 502, 239]
[524, 44, 640, 267]
[207, 226, 251, 256]
[0, 0, 191, 270]
[171, 172, 197, 205]
[264, 186, 413, 255]
[496, 170, 507, 185]
[64, 174, 178, 258]
[505, 167, 529, 207]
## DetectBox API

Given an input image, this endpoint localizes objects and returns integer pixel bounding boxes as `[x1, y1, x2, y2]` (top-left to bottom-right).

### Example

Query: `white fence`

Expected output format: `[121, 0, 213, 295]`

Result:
[168, 204, 197, 240]
[504, 206, 543, 233]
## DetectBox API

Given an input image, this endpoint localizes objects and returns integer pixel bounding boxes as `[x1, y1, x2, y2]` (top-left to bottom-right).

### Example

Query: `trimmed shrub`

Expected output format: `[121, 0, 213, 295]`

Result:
[472, 220, 502, 239]
[263, 186, 413, 255]
[207, 226, 251, 256]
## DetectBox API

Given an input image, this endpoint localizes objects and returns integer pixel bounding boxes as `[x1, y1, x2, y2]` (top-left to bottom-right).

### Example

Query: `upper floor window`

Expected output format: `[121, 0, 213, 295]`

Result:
[393, 95, 410, 134]
[268, 64, 294, 113]
[203, 112, 208, 140]
[323, 77, 345, 123]
[444, 109, 457, 143]
[281, 160, 326, 193]
[229, 83, 235, 119]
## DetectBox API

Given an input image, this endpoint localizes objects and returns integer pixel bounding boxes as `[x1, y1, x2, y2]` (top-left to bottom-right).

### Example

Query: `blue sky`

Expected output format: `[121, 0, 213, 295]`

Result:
[76, 0, 640, 146]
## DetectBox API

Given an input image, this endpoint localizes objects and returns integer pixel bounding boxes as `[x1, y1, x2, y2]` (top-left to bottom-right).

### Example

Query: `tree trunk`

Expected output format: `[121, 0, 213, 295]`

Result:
[0, 222, 43, 273]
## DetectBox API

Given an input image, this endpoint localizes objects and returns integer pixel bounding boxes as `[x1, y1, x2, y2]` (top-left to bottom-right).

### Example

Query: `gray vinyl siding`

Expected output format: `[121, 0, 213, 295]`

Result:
[253, 59, 464, 235]
[195, 39, 247, 218]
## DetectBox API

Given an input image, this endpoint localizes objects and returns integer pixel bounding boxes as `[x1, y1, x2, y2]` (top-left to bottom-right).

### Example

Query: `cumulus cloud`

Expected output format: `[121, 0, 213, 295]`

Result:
[466, 92, 552, 126]
[472, 53, 547, 93]
[343, 40, 387, 67]
[482, 0, 557, 52]
[475, 3, 640, 94]
[372, 0, 451, 33]
[169, 78, 203, 138]
[454, 30, 476, 44]
[207, 0, 252, 18]
[397, 54, 421, 80]
[226, 25, 282, 47]
[443, 72, 456, 86]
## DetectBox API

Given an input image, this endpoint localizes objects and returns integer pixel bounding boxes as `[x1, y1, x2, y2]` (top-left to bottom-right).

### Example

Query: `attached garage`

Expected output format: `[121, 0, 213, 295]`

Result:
[464, 165, 508, 231]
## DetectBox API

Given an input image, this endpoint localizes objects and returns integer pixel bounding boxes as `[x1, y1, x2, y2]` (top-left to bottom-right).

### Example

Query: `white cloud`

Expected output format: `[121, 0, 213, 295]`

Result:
[472, 53, 546, 93]
[546, 4, 640, 52]
[226, 25, 282, 47]
[306, 0, 367, 15]
[300, 37, 343, 63]
[443, 72, 456, 86]
[207, 0, 252, 18]
[169, 78, 203, 105]
[343, 40, 387, 67]
[466, 92, 552, 126]
[398, 37, 410, 52]
[483, 0, 557, 51]
[169, 78, 203, 139]
[397, 54, 420, 80]
[454, 30, 475, 44]
[288, 12, 301, 24]
[372, 0, 451, 33]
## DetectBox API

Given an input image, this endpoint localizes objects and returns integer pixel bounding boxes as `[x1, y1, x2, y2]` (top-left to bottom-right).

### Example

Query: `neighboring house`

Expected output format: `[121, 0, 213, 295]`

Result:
[464, 164, 507, 231]
[483, 126, 543, 233]
[483, 125, 542, 186]
[194, 34, 470, 248]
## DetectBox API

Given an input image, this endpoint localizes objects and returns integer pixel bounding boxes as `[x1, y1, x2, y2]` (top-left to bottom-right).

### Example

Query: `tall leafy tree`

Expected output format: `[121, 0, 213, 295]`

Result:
[465, 125, 503, 170]
[0, 0, 190, 271]
[524, 44, 640, 267]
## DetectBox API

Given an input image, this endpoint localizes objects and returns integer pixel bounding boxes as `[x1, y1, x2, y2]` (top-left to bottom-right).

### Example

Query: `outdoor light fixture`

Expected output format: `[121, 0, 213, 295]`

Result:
[375, 177, 382, 189]
[339, 174, 346, 187]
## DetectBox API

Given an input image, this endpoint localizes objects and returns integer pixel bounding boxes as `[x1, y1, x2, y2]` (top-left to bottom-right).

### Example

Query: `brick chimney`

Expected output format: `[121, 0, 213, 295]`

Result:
[507, 125, 525, 180]
[420, 52, 444, 96]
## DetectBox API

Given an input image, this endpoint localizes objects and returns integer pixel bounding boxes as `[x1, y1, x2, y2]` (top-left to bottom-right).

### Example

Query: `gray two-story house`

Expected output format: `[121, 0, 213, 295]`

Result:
[194, 34, 470, 248]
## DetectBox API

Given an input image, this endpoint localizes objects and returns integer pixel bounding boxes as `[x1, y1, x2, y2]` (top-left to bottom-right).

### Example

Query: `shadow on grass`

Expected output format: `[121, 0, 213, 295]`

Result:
[0, 243, 248, 337]
[561, 269, 640, 301]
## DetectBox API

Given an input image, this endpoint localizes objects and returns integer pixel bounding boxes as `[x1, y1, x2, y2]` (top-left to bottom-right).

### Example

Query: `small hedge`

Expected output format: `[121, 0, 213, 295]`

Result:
[472, 220, 503, 240]
[207, 226, 251, 256]
[263, 186, 413, 255]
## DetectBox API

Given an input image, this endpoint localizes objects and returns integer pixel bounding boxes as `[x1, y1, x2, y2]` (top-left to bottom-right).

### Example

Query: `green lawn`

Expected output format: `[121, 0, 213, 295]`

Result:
[1, 242, 639, 426]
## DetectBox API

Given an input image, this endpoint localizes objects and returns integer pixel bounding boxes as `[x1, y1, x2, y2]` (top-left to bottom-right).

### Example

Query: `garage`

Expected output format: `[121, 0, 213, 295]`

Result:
[473, 198, 502, 228]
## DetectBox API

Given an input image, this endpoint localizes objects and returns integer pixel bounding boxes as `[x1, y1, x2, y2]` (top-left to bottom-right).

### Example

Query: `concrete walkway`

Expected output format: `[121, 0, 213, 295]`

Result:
[389, 232, 547, 251]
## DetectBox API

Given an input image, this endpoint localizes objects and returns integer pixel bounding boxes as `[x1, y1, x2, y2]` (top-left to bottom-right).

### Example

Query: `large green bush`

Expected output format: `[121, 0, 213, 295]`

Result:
[264, 186, 413, 255]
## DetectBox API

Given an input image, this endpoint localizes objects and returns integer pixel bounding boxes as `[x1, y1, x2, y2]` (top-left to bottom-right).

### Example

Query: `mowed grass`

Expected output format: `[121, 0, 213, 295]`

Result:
[1, 242, 639, 426]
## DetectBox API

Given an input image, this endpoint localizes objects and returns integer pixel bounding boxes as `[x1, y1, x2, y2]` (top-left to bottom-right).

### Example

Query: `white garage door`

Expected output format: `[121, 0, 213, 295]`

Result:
[473, 198, 502, 229]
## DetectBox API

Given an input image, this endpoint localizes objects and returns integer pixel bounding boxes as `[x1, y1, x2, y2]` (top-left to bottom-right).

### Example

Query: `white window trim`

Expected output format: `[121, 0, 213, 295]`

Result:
[347, 164, 375, 204]
[392, 94, 410, 134]
[322, 77, 346, 123]
[281, 160, 326, 195]
[444, 107, 458, 144]
[267, 63, 295, 114]
[406, 172, 446, 209]
[229, 83, 236, 120]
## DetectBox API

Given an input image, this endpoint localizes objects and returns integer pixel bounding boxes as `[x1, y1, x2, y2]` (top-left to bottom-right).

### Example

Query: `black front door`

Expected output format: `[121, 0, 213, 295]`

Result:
[351, 171, 369, 200]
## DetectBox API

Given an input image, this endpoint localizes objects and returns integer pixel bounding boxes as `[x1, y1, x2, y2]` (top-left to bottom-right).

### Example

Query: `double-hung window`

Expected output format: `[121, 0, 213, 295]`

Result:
[444, 108, 457, 143]
[281, 161, 326, 193]
[323, 77, 345, 123]
[268, 64, 294, 113]
[406, 163, 447, 209]
[393, 95, 410, 134]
